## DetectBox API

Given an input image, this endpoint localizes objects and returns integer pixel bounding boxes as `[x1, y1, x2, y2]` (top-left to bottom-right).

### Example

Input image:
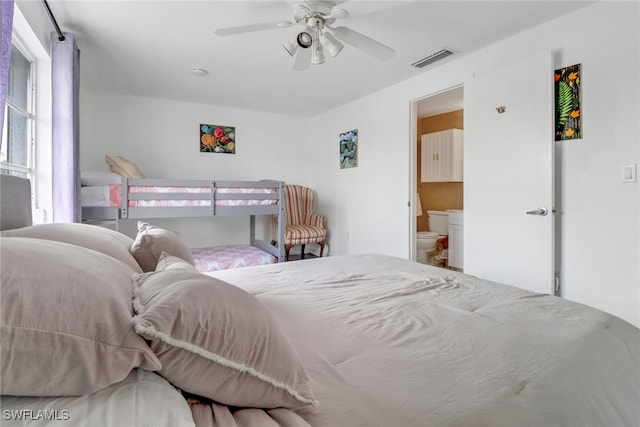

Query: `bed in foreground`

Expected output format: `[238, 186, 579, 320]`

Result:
[1, 175, 638, 426]
[208, 254, 640, 427]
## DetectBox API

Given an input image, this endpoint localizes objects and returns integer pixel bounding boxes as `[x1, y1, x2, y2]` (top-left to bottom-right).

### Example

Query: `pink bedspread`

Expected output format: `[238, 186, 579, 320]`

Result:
[107, 185, 277, 207]
[191, 245, 276, 272]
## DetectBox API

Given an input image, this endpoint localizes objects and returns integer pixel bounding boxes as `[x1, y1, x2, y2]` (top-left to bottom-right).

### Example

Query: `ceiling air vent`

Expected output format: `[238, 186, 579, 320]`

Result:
[411, 49, 455, 69]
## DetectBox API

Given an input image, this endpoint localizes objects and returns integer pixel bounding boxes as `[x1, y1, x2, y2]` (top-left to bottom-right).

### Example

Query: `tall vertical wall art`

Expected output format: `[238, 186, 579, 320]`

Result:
[340, 129, 358, 169]
[555, 64, 582, 141]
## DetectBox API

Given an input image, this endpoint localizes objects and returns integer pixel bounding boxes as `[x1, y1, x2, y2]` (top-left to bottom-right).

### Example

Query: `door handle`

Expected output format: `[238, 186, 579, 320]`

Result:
[526, 207, 548, 216]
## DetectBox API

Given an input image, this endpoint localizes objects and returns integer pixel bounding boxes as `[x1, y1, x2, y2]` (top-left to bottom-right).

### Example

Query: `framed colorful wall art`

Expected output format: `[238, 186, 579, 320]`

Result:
[340, 129, 358, 169]
[555, 64, 582, 141]
[200, 124, 236, 153]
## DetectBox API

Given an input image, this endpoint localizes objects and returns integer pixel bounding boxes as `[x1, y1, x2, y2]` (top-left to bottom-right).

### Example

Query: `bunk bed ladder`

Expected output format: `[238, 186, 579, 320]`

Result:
[210, 181, 216, 216]
[120, 178, 129, 219]
[276, 181, 285, 262]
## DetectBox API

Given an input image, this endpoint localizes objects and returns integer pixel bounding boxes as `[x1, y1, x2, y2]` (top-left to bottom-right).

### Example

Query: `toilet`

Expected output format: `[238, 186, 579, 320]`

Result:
[416, 210, 449, 264]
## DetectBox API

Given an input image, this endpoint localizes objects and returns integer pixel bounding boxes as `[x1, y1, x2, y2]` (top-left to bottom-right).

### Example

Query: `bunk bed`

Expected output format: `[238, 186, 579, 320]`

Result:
[81, 177, 286, 264]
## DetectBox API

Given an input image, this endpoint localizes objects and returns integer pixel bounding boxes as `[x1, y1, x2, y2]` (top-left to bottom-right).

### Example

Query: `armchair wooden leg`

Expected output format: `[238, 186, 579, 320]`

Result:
[285, 245, 291, 261]
[300, 244, 306, 259]
[319, 242, 325, 257]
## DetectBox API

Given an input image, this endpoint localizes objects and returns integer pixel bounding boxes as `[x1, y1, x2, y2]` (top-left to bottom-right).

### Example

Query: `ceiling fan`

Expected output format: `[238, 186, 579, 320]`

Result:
[213, 0, 396, 70]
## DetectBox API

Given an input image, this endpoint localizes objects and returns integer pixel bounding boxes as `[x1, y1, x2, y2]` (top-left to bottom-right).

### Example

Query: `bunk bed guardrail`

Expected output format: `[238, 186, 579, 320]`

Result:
[81, 178, 286, 262]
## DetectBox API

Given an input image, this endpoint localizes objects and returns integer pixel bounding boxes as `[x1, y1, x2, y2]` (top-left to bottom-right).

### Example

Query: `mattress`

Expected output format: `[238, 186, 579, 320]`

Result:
[191, 244, 277, 272]
[208, 254, 640, 427]
[80, 185, 112, 207]
[80, 184, 277, 208]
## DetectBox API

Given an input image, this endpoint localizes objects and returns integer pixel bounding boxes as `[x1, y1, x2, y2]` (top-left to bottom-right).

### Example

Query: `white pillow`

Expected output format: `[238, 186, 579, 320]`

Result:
[131, 221, 195, 272]
[81, 170, 123, 186]
[1, 223, 142, 273]
[132, 270, 317, 409]
[0, 370, 195, 427]
[155, 251, 198, 272]
[105, 154, 145, 178]
[1, 237, 161, 396]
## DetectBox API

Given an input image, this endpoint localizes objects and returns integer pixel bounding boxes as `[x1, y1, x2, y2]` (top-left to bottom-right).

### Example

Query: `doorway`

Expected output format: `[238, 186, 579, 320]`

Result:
[409, 52, 556, 296]
[411, 86, 464, 270]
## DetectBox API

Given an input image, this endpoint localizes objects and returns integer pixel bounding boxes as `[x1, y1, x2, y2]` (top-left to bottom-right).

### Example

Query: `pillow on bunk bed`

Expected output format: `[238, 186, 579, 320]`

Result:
[0, 237, 161, 397]
[1, 222, 142, 273]
[81, 170, 123, 186]
[131, 221, 195, 272]
[132, 269, 317, 410]
[105, 154, 145, 179]
[155, 251, 198, 272]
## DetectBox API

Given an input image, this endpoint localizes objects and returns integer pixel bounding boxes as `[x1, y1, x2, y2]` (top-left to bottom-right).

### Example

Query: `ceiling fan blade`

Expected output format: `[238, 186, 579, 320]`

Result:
[326, 7, 349, 21]
[214, 21, 293, 36]
[293, 4, 310, 22]
[339, 1, 415, 17]
[292, 46, 312, 71]
[330, 26, 396, 60]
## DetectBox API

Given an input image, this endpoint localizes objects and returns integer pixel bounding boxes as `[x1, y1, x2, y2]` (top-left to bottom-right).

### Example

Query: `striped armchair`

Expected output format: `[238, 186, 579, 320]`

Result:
[273, 184, 327, 260]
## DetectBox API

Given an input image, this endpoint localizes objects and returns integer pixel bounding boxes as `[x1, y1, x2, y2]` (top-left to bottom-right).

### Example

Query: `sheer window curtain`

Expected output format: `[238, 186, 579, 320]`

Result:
[1, 0, 14, 138]
[51, 31, 80, 222]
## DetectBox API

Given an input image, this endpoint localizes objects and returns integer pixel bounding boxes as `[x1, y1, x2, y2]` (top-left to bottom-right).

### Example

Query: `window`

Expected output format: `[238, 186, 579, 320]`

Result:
[2, 5, 52, 224]
[1, 42, 35, 178]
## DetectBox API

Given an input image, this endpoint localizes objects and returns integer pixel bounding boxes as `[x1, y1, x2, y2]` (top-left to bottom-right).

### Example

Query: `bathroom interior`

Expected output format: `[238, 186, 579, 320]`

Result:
[416, 86, 464, 271]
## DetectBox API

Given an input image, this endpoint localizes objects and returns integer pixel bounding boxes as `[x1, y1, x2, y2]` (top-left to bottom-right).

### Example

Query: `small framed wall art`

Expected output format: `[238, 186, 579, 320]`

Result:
[555, 64, 582, 141]
[200, 124, 236, 154]
[340, 129, 358, 169]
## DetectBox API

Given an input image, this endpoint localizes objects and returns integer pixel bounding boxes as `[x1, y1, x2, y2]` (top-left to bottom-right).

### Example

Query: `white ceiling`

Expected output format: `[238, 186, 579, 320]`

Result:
[17, 0, 593, 117]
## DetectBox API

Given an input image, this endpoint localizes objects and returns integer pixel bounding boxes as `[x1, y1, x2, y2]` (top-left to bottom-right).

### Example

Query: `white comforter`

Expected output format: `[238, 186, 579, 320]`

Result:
[209, 254, 640, 427]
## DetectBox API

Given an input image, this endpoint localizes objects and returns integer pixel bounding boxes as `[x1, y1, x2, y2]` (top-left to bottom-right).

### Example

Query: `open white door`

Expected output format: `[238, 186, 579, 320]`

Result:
[464, 51, 554, 294]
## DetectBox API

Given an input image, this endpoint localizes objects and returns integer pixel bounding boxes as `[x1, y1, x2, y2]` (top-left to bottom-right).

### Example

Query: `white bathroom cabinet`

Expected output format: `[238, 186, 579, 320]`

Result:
[448, 210, 464, 270]
[421, 129, 464, 182]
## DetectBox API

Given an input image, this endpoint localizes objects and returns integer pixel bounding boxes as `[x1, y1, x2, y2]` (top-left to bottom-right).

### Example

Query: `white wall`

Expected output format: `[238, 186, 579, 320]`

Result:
[307, 2, 639, 327]
[306, 93, 415, 257]
[80, 91, 312, 246]
[550, 3, 639, 329]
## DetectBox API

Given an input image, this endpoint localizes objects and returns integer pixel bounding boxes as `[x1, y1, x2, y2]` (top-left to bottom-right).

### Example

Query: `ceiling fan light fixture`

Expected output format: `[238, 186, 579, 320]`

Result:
[214, 1, 397, 70]
[296, 31, 313, 48]
[311, 38, 325, 65]
[320, 31, 343, 57]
